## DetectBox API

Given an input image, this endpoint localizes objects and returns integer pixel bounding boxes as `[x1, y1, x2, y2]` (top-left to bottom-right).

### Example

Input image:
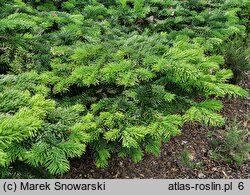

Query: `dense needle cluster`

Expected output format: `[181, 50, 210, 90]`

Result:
[0, 0, 249, 175]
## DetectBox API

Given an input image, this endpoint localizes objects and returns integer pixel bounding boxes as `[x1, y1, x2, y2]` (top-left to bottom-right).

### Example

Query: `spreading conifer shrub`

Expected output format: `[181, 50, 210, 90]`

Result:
[0, 0, 249, 175]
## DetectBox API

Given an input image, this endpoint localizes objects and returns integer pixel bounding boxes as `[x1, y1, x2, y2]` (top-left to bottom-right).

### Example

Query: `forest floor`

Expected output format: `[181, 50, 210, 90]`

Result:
[60, 77, 250, 179]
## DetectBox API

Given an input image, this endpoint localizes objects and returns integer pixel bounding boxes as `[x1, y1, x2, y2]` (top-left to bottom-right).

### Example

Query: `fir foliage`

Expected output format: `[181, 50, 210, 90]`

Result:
[0, 0, 249, 175]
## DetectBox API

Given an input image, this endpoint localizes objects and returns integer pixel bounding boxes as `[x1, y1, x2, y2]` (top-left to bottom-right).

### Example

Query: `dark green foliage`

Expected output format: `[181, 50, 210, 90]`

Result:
[180, 149, 195, 169]
[180, 149, 203, 169]
[210, 121, 250, 166]
[223, 36, 250, 83]
[0, 0, 249, 176]
[0, 162, 53, 179]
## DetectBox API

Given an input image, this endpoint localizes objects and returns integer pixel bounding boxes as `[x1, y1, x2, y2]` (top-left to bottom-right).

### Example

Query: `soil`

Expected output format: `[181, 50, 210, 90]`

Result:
[60, 78, 250, 179]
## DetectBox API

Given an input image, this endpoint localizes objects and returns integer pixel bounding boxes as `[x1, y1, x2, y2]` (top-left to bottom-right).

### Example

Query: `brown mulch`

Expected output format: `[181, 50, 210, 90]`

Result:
[60, 79, 250, 179]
